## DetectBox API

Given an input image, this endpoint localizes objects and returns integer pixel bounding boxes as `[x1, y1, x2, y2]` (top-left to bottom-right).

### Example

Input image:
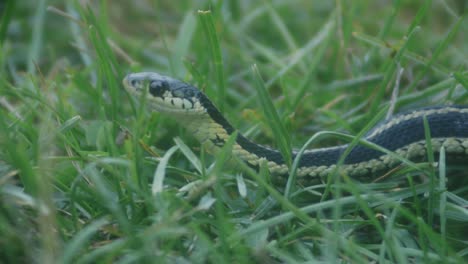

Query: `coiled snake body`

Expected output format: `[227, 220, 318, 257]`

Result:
[123, 72, 468, 184]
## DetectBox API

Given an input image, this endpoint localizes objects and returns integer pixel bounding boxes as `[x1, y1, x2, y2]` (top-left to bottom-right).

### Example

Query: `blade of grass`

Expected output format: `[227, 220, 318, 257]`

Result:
[211, 131, 238, 259]
[453, 72, 468, 90]
[266, 15, 335, 87]
[0, 0, 15, 47]
[407, 15, 465, 92]
[76, 239, 126, 264]
[174, 137, 202, 174]
[171, 11, 197, 76]
[251, 64, 292, 168]
[236, 182, 433, 241]
[152, 145, 179, 195]
[367, 25, 420, 116]
[322, 106, 387, 202]
[0, 114, 38, 196]
[406, 0, 432, 36]
[379, 202, 408, 264]
[64, 3, 96, 83]
[265, 3, 301, 69]
[291, 28, 333, 109]
[368, 0, 401, 58]
[422, 116, 436, 227]
[438, 146, 447, 256]
[397, 77, 456, 106]
[352, 31, 450, 75]
[27, 0, 46, 74]
[61, 218, 108, 264]
[198, 10, 226, 113]
[84, 162, 130, 233]
[244, 37, 285, 68]
[79, 5, 123, 137]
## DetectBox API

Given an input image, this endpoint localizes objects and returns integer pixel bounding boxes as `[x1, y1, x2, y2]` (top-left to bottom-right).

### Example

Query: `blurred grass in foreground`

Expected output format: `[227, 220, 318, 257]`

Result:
[0, 0, 467, 263]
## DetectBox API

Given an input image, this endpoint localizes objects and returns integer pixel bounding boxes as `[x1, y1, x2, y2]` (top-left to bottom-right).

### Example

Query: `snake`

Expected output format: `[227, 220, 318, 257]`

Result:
[123, 72, 468, 184]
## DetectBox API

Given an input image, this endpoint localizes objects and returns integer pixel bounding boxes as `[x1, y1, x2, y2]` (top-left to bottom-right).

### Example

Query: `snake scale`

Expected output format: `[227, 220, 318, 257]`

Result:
[123, 72, 468, 184]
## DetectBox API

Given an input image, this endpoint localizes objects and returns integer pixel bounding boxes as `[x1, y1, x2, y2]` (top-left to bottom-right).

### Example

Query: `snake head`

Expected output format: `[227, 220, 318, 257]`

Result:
[123, 72, 206, 115]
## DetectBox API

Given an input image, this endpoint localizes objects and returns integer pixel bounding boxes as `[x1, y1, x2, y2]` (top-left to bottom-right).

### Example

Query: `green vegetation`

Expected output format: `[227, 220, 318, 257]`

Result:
[1, 0, 467, 263]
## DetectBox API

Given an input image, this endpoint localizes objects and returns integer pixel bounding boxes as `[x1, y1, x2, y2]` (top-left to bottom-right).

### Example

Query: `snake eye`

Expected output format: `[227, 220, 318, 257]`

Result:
[149, 80, 168, 97]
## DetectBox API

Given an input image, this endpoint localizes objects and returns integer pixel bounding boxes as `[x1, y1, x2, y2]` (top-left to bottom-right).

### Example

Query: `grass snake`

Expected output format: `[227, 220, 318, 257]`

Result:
[123, 72, 468, 184]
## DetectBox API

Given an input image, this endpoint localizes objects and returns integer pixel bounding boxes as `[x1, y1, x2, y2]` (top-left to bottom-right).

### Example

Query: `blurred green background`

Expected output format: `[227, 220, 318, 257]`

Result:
[0, 0, 467, 263]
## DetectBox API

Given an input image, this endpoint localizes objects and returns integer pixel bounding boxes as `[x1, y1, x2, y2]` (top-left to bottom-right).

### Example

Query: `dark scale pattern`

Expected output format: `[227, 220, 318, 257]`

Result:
[195, 84, 468, 169]
[298, 108, 468, 166]
[237, 107, 468, 168]
[344, 109, 468, 164]
[296, 147, 344, 167]
[197, 90, 287, 164]
[197, 92, 236, 134]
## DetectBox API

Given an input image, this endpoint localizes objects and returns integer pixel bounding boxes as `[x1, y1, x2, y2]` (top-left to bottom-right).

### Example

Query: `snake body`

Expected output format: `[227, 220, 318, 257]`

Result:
[123, 72, 468, 184]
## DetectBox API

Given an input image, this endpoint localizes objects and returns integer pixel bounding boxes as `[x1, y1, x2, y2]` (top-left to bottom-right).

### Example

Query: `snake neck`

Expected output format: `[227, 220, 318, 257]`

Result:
[179, 107, 289, 170]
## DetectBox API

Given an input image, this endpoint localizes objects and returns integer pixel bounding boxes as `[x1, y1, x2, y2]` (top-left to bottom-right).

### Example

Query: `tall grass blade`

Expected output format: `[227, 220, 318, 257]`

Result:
[251, 64, 292, 167]
[198, 10, 226, 113]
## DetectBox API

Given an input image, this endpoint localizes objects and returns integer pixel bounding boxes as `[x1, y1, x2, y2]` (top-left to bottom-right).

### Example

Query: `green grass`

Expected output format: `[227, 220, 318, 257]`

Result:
[1, 0, 468, 263]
